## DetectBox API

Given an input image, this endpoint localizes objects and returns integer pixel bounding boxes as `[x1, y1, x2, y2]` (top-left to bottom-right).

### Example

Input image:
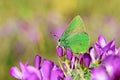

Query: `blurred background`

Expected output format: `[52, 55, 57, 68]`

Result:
[0, 0, 120, 79]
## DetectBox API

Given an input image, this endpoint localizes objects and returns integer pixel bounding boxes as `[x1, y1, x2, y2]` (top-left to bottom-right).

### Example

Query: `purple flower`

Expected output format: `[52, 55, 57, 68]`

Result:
[66, 48, 73, 60]
[9, 55, 64, 80]
[56, 46, 64, 57]
[91, 35, 116, 62]
[89, 35, 120, 80]
[91, 55, 120, 80]
[10, 34, 120, 80]
[40, 58, 64, 80]
[94, 35, 115, 57]
[9, 62, 42, 80]
[83, 53, 91, 67]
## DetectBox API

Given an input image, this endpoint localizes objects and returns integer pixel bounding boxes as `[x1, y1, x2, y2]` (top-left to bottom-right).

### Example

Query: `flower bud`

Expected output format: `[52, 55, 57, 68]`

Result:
[70, 56, 77, 69]
[83, 53, 91, 67]
[79, 53, 83, 64]
[66, 48, 73, 60]
[56, 46, 63, 57]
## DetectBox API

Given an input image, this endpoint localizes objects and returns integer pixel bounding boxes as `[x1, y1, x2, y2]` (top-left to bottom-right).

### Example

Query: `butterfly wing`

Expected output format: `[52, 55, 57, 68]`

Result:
[65, 33, 89, 53]
[60, 15, 85, 41]
[59, 15, 89, 53]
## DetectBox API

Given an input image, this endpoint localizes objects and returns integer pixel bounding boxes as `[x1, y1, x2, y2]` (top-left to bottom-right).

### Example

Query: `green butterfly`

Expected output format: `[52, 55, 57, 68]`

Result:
[58, 15, 89, 54]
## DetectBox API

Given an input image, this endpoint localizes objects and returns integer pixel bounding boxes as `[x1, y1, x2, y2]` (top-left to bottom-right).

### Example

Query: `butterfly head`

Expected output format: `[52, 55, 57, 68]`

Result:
[58, 39, 61, 46]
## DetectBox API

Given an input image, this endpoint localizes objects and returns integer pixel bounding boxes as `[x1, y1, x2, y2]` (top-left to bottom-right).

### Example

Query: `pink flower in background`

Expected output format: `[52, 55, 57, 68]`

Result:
[0, 19, 41, 43]
[103, 16, 120, 43]
[17, 20, 40, 43]
[0, 19, 17, 38]
[103, 16, 119, 28]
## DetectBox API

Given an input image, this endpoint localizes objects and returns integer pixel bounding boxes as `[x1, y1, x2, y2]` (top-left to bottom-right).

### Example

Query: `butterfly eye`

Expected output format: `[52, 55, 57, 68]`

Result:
[58, 39, 61, 42]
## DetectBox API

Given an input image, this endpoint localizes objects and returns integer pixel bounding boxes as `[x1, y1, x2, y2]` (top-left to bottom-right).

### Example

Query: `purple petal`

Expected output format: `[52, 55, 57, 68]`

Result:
[90, 48, 96, 62]
[91, 66, 110, 80]
[117, 48, 120, 56]
[28, 73, 40, 80]
[56, 46, 64, 57]
[9, 66, 22, 79]
[71, 55, 77, 62]
[26, 66, 42, 79]
[89, 47, 93, 53]
[34, 55, 41, 69]
[40, 59, 54, 80]
[103, 40, 115, 52]
[51, 65, 64, 80]
[98, 35, 107, 48]
[79, 53, 83, 64]
[70, 56, 77, 69]
[101, 50, 115, 61]
[101, 55, 120, 79]
[94, 42, 102, 56]
[66, 48, 73, 60]
[19, 62, 26, 74]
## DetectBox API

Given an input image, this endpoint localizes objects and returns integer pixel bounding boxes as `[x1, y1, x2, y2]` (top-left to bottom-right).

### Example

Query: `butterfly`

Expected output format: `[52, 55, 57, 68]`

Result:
[58, 15, 89, 54]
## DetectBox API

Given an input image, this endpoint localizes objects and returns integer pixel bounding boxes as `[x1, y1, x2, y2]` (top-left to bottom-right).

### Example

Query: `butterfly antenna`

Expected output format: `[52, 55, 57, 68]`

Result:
[50, 32, 59, 39]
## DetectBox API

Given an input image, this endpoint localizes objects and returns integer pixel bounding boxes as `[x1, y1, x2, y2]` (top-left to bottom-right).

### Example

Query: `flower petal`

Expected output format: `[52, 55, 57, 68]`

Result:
[90, 48, 96, 62]
[103, 40, 115, 52]
[26, 66, 42, 79]
[19, 61, 26, 73]
[98, 35, 107, 48]
[101, 55, 120, 79]
[91, 66, 110, 80]
[66, 48, 73, 60]
[70, 56, 77, 69]
[34, 55, 41, 69]
[9, 66, 22, 79]
[51, 65, 64, 80]
[40, 59, 54, 80]
[79, 53, 83, 64]
[28, 73, 40, 80]
[94, 42, 102, 56]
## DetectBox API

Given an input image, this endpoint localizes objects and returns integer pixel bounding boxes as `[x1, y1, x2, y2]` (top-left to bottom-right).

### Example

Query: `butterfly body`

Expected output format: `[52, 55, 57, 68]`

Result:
[58, 16, 89, 54]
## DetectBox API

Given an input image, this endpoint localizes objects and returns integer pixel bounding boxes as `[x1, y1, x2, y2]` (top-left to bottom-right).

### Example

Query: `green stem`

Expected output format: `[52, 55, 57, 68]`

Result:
[65, 60, 72, 75]
[77, 69, 85, 80]
[58, 57, 67, 76]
